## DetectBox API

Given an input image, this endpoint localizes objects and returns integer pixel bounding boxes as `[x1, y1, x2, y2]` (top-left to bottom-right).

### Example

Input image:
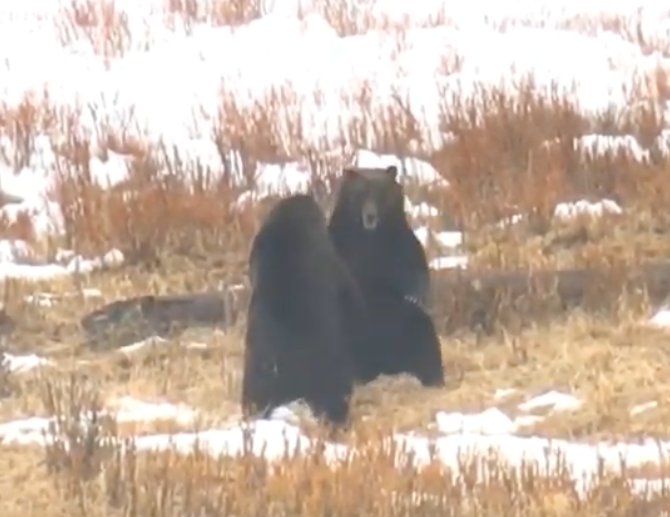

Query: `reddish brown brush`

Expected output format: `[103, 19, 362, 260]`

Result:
[2, 9, 670, 516]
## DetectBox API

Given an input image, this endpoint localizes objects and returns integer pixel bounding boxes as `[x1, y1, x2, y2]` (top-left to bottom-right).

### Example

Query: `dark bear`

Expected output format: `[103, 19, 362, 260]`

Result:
[351, 294, 445, 387]
[241, 193, 366, 427]
[327, 165, 443, 387]
[328, 165, 431, 306]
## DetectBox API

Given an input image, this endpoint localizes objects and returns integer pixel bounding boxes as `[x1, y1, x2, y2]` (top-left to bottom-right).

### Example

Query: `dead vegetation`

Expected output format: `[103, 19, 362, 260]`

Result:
[1, 363, 669, 517]
[2, 3, 670, 516]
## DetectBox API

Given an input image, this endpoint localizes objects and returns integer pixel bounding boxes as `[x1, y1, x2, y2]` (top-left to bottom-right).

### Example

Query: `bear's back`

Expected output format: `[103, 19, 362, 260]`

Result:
[249, 194, 345, 334]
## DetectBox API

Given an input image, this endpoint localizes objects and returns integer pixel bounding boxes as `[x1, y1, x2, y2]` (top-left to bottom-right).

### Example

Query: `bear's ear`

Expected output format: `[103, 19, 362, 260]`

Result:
[385, 165, 398, 179]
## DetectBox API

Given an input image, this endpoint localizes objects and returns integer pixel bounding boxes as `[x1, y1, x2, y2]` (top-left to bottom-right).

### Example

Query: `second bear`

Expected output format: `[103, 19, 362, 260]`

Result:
[328, 165, 444, 387]
[328, 165, 431, 306]
[241, 194, 366, 427]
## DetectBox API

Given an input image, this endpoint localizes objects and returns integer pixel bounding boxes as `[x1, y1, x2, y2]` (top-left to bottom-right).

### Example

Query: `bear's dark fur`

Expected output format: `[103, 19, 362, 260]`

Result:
[328, 165, 431, 306]
[241, 194, 366, 427]
[352, 293, 445, 387]
[327, 165, 443, 387]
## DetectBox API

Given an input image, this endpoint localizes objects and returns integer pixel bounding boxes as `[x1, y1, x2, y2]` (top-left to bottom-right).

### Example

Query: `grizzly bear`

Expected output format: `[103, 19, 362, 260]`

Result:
[241, 194, 366, 427]
[328, 165, 431, 306]
[327, 165, 443, 386]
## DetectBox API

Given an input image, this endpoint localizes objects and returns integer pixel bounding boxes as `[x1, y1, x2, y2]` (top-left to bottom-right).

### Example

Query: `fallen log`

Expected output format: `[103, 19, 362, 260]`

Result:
[429, 261, 670, 335]
[77, 261, 670, 349]
[80, 288, 248, 350]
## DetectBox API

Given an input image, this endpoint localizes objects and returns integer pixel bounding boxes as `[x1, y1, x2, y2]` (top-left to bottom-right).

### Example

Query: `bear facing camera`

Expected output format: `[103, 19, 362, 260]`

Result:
[328, 164, 431, 306]
[328, 165, 445, 387]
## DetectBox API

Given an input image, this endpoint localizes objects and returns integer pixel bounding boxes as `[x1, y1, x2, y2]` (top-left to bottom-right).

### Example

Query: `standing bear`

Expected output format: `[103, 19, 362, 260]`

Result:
[328, 165, 431, 305]
[241, 193, 368, 427]
[354, 291, 446, 387]
[328, 165, 445, 387]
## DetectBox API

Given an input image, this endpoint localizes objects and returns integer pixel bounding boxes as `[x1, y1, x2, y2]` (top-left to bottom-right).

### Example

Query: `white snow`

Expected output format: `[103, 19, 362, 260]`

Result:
[573, 134, 653, 162]
[414, 226, 464, 249]
[354, 151, 449, 186]
[132, 420, 347, 462]
[1, 352, 53, 374]
[0, 243, 124, 281]
[417, 228, 469, 270]
[0, 0, 661, 275]
[518, 390, 583, 413]
[0, 395, 668, 497]
[0, 396, 199, 447]
[0, 0, 666, 214]
[554, 198, 624, 221]
[493, 388, 518, 400]
[0, 0, 669, 501]
[630, 401, 658, 416]
[406, 199, 439, 218]
[436, 407, 542, 435]
[434, 231, 463, 249]
[0, 240, 37, 265]
[253, 162, 314, 197]
[649, 307, 670, 327]
[429, 255, 469, 270]
[495, 198, 626, 230]
[116, 336, 170, 356]
[117, 336, 213, 357]
[413, 226, 431, 246]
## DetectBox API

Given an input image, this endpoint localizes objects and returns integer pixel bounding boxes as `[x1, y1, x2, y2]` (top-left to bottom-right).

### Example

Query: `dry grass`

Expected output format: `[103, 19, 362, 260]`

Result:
[2, 3, 670, 515]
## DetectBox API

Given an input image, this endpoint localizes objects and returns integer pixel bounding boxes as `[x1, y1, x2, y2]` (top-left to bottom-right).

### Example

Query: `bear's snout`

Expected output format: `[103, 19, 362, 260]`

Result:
[361, 200, 379, 230]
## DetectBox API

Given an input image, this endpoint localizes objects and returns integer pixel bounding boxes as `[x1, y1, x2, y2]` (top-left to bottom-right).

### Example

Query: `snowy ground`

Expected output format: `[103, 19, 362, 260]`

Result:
[0, 0, 669, 222]
[0, 372, 667, 497]
[1, 0, 670, 500]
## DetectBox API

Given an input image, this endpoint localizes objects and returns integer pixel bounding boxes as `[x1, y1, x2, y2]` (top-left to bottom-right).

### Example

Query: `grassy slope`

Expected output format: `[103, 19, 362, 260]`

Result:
[2, 6, 670, 515]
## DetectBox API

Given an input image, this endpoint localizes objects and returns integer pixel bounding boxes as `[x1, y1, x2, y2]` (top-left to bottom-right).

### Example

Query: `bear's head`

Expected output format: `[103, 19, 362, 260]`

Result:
[334, 165, 404, 231]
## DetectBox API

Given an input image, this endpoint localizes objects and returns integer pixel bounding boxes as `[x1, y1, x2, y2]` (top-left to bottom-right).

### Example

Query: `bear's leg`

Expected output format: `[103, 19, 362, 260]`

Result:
[241, 312, 289, 418]
[295, 343, 354, 427]
[403, 302, 446, 387]
[309, 388, 351, 426]
[241, 350, 280, 418]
